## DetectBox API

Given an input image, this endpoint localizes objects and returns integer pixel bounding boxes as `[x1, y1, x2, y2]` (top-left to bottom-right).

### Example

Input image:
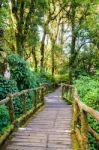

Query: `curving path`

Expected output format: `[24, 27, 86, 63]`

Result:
[3, 88, 72, 150]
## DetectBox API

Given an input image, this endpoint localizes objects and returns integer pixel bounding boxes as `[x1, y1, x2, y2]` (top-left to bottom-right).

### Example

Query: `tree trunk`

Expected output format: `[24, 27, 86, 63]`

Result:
[16, 33, 24, 56]
[40, 29, 46, 73]
[10, 0, 34, 57]
[69, 3, 76, 84]
[51, 41, 55, 76]
[0, 29, 7, 76]
[16, 1, 25, 56]
[32, 47, 38, 72]
[60, 23, 64, 53]
[0, 28, 4, 52]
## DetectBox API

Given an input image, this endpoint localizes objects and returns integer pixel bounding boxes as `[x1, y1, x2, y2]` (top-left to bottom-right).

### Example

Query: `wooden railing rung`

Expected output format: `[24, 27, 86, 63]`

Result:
[6, 96, 15, 124]
[61, 83, 99, 150]
[73, 88, 99, 121]
[22, 93, 26, 114]
[0, 83, 57, 146]
[81, 110, 89, 149]
[88, 126, 99, 141]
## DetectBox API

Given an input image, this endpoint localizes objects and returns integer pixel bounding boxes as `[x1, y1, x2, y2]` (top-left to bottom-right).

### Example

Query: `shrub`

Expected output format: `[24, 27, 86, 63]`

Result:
[0, 75, 22, 133]
[7, 54, 53, 91]
[0, 75, 18, 100]
[7, 54, 38, 90]
[0, 105, 10, 134]
[74, 76, 99, 149]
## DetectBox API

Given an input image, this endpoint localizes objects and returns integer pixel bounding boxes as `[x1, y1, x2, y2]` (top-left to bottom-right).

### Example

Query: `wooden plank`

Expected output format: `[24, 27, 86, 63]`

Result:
[7, 142, 46, 147]
[47, 148, 71, 150]
[7, 146, 46, 150]
[47, 143, 72, 148]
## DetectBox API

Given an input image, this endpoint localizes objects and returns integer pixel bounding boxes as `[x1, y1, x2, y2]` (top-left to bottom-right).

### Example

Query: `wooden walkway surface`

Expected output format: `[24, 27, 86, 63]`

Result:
[3, 88, 72, 150]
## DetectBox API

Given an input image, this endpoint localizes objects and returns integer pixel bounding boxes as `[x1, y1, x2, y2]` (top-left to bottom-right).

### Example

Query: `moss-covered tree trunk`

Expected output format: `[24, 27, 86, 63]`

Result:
[32, 47, 38, 72]
[69, 1, 76, 84]
[10, 0, 35, 57]
[40, 29, 46, 73]
[16, 33, 25, 57]
[51, 41, 55, 76]
[0, 28, 7, 76]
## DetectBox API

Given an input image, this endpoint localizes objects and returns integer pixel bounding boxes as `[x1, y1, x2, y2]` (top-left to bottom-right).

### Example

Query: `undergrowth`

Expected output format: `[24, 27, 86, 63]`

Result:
[74, 75, 99, 150]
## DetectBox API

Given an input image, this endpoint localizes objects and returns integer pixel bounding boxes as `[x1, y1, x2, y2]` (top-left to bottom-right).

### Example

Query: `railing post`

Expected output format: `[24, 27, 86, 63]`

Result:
[22, 93, 26, 114]
[34, 89, 37, 108]
[69, 86, 72, 102]
[61, 84, 64, 98]
[44, 85, 47, 95]
[41, 87, 44, 105]
[72, 101, 79, 130]
[81, 110, 89, 150]
[7, 96, 15, 124]
[37, 89, 40, 103]
[37, 89, 40, 104]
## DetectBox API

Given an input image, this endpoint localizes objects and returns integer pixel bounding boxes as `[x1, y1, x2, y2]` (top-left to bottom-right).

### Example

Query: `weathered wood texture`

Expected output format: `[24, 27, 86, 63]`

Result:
[62, 84, 99, 150]
[2, 88, 72, 150]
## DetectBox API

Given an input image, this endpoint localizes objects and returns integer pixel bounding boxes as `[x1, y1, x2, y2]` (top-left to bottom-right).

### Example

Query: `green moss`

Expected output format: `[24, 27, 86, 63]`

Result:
[71, 132, 80, 150]
[0, 125, 14, 146]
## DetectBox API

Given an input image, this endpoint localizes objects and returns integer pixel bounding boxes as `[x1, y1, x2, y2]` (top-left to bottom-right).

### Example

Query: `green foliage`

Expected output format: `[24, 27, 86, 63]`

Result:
[0, 1, 9, 29]
[74, 76, 99, 110]
[88, 133, 99, 150]
[75, 45, 99, 78]
[7, 54, 53, 91]
[0, 75, 22, 117]
[7, 53, 54, 117]
[7, 54, 39, 90]
[0, 75, 18, 100]
[0, 105, 10, 134]
[38, 71, 55, 84]
[74, 67, 89, 78]
[55, 74, 69, 83]
[0, 54, 54, 134]
[0, 75, 22, 133]
[74, 76, 99, 149]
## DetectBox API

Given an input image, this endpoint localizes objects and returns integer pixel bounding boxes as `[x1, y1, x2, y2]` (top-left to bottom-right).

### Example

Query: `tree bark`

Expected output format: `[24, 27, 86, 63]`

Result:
[10, 0, 35, 57]
[32, 47, 38, 72]
[51, 41, 55, 76]
[0, 29, 7, 76]
[69, 2, 76, 84]
[60, 22, 64, 53]
[16, 33, 24, 56]
[16, 1, 25, 56]
[40, 29, 46, 73]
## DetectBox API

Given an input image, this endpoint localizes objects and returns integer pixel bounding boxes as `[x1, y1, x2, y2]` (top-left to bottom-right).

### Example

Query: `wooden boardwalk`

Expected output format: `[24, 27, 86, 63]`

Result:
[3, 88, 72, 150]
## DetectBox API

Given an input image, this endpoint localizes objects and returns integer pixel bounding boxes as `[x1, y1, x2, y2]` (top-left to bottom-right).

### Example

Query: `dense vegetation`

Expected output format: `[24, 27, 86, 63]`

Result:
[0, 0, 99, 149]
[0, 54, 54, 134]
[74, 76, 99, 110]
[75, 76, 99, 150]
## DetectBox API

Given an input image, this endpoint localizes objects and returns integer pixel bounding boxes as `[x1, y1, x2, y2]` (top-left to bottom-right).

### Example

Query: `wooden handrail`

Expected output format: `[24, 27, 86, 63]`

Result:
[73, 88, 99, 121]
[0, 83, 54, 146]
[61, 83, 99, 150]
[0, 86, 43, 105]
[62, 83, 99, 121]
[0, 85, 46, 125]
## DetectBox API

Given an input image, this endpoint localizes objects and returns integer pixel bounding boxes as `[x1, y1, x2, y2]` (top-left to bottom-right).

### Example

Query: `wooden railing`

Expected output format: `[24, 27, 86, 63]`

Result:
[0, 83, 53, 146]
[61, 83, 99, 150]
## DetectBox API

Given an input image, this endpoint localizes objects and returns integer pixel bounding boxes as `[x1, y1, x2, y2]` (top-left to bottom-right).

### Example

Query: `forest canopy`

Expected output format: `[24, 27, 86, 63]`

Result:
[0, 0, 98, 80]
